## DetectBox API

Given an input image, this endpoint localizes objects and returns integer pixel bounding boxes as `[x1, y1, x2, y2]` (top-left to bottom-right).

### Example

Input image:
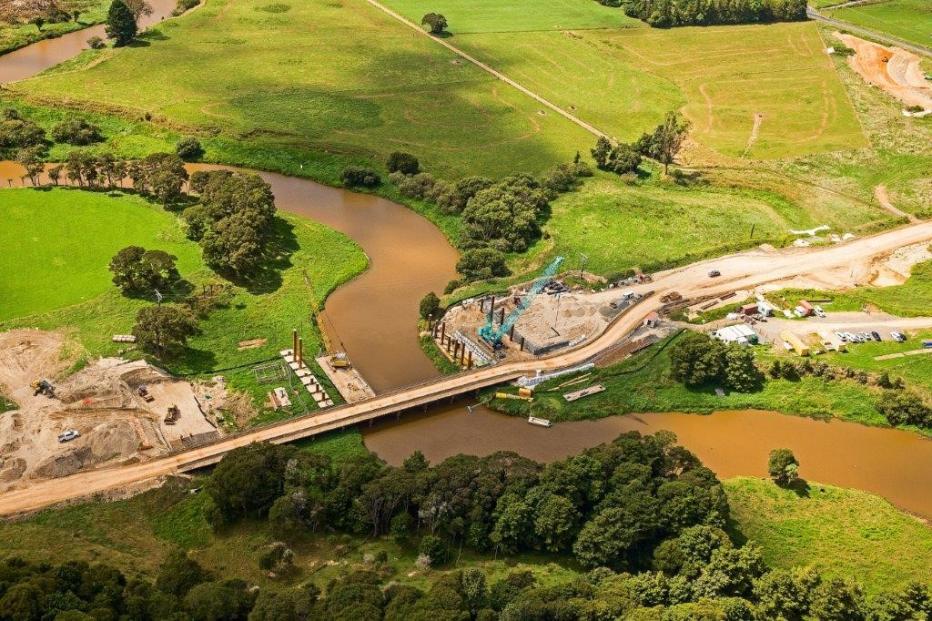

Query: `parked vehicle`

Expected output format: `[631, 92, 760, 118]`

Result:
[891, 332, 906, 342]
[814, 306, 826, 318]
[871, 331, 882, 341]
[58, 429, 80, 443]
[708, 269, 721, 278]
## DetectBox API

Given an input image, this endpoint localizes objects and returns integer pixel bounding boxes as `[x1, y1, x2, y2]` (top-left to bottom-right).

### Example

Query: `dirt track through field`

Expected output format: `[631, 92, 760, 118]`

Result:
[836, 33, 932, 111]
[874, 184, 919, 223]
[363, 0, 607, 138]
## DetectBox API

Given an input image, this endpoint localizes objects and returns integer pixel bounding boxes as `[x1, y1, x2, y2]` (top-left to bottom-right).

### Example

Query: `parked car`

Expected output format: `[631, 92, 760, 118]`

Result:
[708, 269, 721, 278]
[814, 306, 826, 318]
[891, 331, 906, 342]
[871, 331, 882, 341]
[58, 429, 80, 443]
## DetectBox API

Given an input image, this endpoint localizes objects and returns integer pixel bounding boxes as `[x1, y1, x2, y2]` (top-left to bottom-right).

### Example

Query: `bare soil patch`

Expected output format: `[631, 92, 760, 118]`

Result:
[837, 33, 932, 111]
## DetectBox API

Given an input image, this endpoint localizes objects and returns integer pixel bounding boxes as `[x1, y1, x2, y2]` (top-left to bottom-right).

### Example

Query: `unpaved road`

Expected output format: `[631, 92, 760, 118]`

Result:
[2, 220, 932, 517]
[875, 184, 920, 223]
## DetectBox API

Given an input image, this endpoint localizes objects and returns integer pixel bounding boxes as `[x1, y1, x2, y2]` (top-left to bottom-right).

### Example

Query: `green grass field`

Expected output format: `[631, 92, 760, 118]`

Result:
[0, 0, 109, 55]
[0, 189, 201, 320]
[0, 188, 367, 416]
[383, 0, 867, 159]
[519, 172, 892, 276]
[384, 0, 639, 33]
[822, 330, 932, 397]
[14, 0, 592, 179]
[827, 0, 932, 48]
[725, 477, 932, 596]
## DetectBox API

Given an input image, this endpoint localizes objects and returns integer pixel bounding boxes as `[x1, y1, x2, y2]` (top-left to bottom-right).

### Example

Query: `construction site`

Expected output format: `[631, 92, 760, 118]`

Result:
[0, 329, 224, 492]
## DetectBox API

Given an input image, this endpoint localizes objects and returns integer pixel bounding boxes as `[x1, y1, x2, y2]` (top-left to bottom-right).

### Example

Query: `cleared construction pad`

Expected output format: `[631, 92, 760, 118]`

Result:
[0, 329, 220, 492]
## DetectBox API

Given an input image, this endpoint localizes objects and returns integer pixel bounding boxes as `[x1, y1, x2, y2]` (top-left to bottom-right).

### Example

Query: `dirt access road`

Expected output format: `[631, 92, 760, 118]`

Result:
[1, 220, 931, 517]
[837, 33, 932, 111]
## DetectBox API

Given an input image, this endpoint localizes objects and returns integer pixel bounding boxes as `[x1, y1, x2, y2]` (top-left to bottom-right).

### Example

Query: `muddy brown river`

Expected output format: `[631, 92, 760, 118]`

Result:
[1, 24, 930, 519]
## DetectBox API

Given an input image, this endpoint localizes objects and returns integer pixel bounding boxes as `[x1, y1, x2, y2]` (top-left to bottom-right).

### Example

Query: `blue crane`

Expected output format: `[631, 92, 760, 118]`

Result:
[478, 256, 564, 347]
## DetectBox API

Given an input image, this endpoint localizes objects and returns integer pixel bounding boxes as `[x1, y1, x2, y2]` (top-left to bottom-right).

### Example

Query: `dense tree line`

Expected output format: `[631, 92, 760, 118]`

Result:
[204, 432, 730, 572]
[389, 154, 591, 286]
[1, 526, 928, 620]
[620, 0, 807, 28]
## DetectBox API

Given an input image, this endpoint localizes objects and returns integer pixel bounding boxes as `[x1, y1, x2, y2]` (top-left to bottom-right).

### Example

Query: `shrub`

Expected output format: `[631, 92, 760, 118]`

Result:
[51, 117, 103, 145]
[395, 172, 436, 199]
[418, 535, 447, 567]
[175, 136, 204, 161]
[0, 110, 46, 153]
[876, 390, 931, 428]
[341, 166, 381, 188]
[86, 35, 106, 49]
[386, 151, 420, 175]
[173, 0, 200, 15]
[767, 449, 799, 487]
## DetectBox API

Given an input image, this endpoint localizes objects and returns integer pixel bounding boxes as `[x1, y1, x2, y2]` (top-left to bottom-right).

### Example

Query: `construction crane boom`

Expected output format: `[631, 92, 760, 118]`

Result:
[478, 256, 564, 347]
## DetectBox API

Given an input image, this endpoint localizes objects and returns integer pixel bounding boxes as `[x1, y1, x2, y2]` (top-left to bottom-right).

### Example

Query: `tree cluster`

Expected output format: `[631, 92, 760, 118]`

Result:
[4, 540, 927, 621]
[391, 171, 494, 216]
[341, 166, 381, 188]
[669, 331, 764, 392]
[132, 304, 198, 355]
[205, 432, 730, 573]
[621, 0, 807, 28]
[876, 389, 931, 429]
[0, 0, 77, 27]
[109, 245, 180, 294]
[0, 109, 46, 157]
[591, 136, 641, 175]
[50, 116, 103, 145]
[183, 169, 278, 276]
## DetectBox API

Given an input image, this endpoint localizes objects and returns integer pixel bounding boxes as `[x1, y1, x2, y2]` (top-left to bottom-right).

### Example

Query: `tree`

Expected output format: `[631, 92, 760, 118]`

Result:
[122, 0, 153, 19]
[419, 292, 441, 320]
[386, 151, 420, 175]
[531, 493, 579, 552]
[648, 111, 690, 174]
[723, 346, 763, 392]
[0, 110, 46, 155]
[15, 146, 45, 186]
[455, 247, 509, 281]
[184, 580, 254, 621]
[421, 12, 448, 34]
[876, 390, 931, 428]
[461, 174, 548, 252]
[106, 0, 137, 46]
[47, 164, 62, 186]
[109, 246, 180, 294]
[591, 137, 641, 175]
[132, 304, 197, 355]
[176, 136, 204, 161]
[206, 443, 294, 525]
[767, 448, 799, 487]
[669, 332, 726, 387]
[808, 577, 865, 621]
[156, 548, 210, 598]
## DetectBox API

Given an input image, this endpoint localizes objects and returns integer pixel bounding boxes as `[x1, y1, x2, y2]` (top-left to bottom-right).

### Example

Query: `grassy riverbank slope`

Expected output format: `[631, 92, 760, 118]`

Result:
[725, 477, 931, 596]
[0, 188, 367, 418]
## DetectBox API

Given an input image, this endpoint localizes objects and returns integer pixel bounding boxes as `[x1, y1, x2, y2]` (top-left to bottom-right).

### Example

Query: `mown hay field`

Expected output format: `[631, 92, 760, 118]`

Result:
[827, 0, 932, 48]
[15, 0, 593, 179]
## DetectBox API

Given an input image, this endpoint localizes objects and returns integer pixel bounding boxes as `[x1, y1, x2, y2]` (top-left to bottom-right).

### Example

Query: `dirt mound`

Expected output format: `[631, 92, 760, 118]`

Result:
[837, 33, 932, 111]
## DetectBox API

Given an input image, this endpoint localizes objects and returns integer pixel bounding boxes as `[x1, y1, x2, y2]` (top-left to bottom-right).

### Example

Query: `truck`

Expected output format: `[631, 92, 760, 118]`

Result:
[58, 429, 80, 443]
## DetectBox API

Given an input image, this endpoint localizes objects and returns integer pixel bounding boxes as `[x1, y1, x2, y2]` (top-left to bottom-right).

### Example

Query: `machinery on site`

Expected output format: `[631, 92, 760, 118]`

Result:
[330, 352, 351, 369]
[478, 256, 564, 348]
[31, 379, 55, 398]
[165, 405, 180, 425]
[137, 385, 155, 403]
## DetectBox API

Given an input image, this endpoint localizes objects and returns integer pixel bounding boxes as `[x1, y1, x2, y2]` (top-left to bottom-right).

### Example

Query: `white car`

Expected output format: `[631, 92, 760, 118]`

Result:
[814, 306, 826, 318]
[891, 332, 906, 342]
[58, 429, 80, 443]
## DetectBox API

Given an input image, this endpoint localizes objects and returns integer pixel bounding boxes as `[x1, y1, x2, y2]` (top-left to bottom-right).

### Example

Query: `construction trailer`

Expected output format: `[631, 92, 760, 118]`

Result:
[781, 330, 811, 356]
[713, 324, 758, 345]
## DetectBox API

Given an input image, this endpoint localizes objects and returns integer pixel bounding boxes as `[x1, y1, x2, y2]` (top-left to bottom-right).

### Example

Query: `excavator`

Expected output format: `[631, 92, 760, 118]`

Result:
[31, 379, 55, 398]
